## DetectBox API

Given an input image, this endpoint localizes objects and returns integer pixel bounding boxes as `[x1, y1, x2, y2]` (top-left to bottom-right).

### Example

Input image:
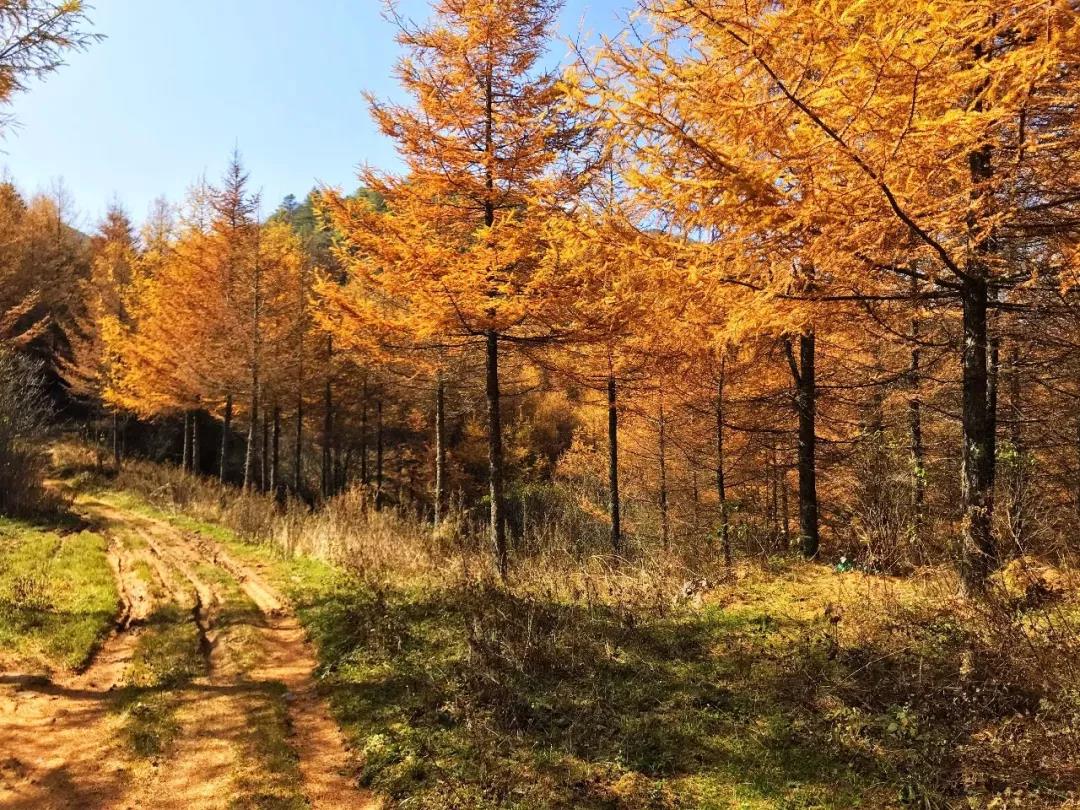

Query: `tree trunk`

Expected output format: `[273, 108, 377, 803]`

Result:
[293, 396, 303, 495]
[360, 377, 369, 487]
[375, 398, 384, 511]
[988, 332, 1000, 495]
[191, 411, 200, 475]
[272, 405, 282, 503]
[220, 393, 233, 483]
[608, 373, 621, 553]
[715, 366, 730, 566]
[243, 380, 259, 491]
[785, 332, 819, 558]
[959, 279, 997, 590]
[112, 412, 121, 467]
[1007, 344, 1026, 551]
[486, 330, 507, 576]
[321, 335, 333, 499]
[909, 311, 926, 536]
[768, 442, 780, 548]
[780, 444, 791, 548]
[182, 411, 192, 471]
[658, 397, 669, 549]
[958, 54, 999, 589]
[434, 375, 447, 528]
[1008, 344, 1022, 450]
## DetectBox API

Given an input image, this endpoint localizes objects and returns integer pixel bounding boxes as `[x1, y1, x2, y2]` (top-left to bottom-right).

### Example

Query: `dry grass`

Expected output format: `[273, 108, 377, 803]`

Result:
[50, 441, 1080, 807]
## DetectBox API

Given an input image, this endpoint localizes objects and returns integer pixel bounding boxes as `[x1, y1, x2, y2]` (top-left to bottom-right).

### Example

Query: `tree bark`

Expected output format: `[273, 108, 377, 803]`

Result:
[434, 375, 447, 528]
[715, 368, 730, 566]
[321, 335, 333, 499]
[608, 373, 621, 553]
[182, 411, 192, 472]
[785, 332, 819, 558]
[959, 279, 997, 589]
[112, 412, 121, 467]
[658, 397, 669, 549]
[360, 377, 369, 487]
[220, 393, 233, 483]
[243, 398, 258, 491]
[909, 306, 926, 536]
[486, 330, 507, 576]
[260, 407, 270, 493]
[291, 394, 301, 491]
[191, 411, 200, 476]
[375, 398, 384, 511]
[958, 50, 999, 590]
[780, 444, 790, 548]
[271, 404, 282, 503]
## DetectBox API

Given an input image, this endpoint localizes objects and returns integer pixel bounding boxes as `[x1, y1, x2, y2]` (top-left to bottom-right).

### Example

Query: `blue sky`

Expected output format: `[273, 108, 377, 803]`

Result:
[2, 0, 629, 230]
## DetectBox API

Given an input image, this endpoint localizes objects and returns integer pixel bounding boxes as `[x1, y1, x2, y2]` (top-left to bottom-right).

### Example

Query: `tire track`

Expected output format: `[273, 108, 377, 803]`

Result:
[189, 534, 377, 810]
[0, 532, 153, 807]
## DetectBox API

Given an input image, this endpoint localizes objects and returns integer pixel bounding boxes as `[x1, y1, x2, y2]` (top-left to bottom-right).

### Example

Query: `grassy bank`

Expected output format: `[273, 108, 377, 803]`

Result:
[95, 471, 1080, 809]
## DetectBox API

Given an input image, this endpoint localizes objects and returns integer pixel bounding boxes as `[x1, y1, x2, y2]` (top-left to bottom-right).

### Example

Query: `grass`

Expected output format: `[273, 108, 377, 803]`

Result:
[147, 511, 918, 807]
[72, 473, 1080, 808]
[230, 681, 308, 810]
[117, 691, 183, 758]
[0, 516, 118, 671]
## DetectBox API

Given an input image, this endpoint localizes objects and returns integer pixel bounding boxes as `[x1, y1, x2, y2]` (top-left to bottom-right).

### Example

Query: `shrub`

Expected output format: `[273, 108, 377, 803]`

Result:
[0, 346, 55, 515]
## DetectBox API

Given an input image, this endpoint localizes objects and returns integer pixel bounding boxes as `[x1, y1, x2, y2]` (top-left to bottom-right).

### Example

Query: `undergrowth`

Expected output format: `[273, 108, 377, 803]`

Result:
[55, 444, 1080, 808]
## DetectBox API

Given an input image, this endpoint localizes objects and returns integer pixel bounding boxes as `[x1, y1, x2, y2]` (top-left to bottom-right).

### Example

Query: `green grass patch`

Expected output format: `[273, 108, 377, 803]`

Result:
[0, 518, 118, 670]
[128, 604, 206, 689]
[114, 600, 208, 759]
[229, 682, 307, 810]
[113, 690, 182, 758]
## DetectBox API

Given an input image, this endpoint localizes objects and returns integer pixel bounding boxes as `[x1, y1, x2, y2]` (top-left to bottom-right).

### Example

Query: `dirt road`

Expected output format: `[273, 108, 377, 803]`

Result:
[0, 494, 379, 810]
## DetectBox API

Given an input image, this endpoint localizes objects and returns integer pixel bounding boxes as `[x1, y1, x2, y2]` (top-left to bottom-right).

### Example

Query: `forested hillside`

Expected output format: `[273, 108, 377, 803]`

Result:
[2, 1, 1080, 808]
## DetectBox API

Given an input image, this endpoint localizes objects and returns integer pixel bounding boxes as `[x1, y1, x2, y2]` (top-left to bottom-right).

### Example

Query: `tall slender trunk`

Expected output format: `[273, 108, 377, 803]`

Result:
[191, 411, 200, 475]
[715, 364, 730, 565]
[243, 396, 258, 491]
[272, 405, 282, 503]
[1007, 344, 1026, 551]
[1074, 413, 1080, 520]
[1009, 344, 1022, 450]
[243, 370, 259, 491]
[486, 330, 507, 576]
[959, 279, 996, 589]
[293, 398, 303, 494]
[294, 250, 307, 495]
[322, 335, 333, 499]
[958, 47, 998, 590]
[988, 332, 1000, 492]
[608, 372, 621, 553]
[375, 399, 384, 511]
[220, 393, 233, 483]
[768, 442, 780, 548]
[244, 232, 263, 492]
[658, 397, 669, 549]
[261, 407, 270, 492]
[481, 58, 508, 577]
[909, 296, 926, 536]
[182, 411, 192, 471]
[785, 332, 819, 558]
[434, 375, 447, 528]
[360, 377, 369, 487]
[780, 444, 791, 548]
[112, 412, 121, 467]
